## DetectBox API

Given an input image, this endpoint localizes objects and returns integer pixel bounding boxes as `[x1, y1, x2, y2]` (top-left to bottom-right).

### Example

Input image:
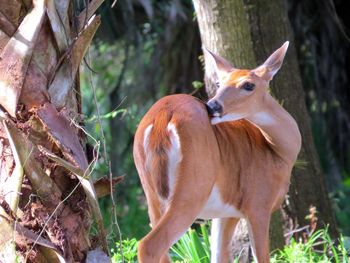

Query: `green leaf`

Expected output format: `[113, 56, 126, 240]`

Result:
[87, 108, 127, 122]
[192, 81, 204, 90]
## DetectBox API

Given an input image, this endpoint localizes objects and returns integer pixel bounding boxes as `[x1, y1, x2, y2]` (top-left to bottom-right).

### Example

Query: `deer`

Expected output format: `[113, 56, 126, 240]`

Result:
[133, 41, 301, 263]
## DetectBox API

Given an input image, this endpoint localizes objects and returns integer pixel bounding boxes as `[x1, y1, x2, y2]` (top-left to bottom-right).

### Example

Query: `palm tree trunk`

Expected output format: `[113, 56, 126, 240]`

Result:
[0, 1, 108, 262]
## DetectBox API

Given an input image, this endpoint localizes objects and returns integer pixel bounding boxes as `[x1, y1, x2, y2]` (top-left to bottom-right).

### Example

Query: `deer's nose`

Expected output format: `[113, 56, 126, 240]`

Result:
[206, 100, 223, 116]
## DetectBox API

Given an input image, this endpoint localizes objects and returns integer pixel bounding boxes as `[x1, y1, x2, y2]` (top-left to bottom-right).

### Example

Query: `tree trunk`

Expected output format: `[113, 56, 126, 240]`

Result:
[0, 1, 109, 262]
[193, 0, 338, 259]
[244, 0, 338, 236]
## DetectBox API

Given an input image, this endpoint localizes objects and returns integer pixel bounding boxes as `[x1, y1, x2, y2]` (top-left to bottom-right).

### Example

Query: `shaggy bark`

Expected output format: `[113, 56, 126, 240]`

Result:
[0, 1, 109, 262]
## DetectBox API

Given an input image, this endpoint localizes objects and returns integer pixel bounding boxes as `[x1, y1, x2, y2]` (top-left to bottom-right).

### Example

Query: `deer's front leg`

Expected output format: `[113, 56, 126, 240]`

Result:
[210, 217, 239, 263]
[247, 212, 271, 263]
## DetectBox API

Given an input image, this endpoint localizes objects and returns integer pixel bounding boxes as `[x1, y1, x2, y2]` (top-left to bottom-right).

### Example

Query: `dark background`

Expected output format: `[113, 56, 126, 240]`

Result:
[79, 0, 350, 240]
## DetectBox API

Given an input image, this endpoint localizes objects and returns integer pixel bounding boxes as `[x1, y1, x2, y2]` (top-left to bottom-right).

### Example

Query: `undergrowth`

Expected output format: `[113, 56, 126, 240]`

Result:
[111, 225, 350, 263]
[271, 227, 350, 263]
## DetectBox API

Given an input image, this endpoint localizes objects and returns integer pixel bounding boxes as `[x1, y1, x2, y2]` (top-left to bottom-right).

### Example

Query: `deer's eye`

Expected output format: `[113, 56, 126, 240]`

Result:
[241, 82, 255, 91]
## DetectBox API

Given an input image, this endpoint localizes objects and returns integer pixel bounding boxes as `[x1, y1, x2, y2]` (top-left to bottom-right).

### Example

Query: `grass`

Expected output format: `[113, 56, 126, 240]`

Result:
[110, 225, 350, 263]
[271, 227, 350, 263]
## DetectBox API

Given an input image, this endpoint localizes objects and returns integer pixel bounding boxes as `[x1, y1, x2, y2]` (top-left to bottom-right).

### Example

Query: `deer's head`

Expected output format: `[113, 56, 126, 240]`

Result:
[205, 42, 289, 125]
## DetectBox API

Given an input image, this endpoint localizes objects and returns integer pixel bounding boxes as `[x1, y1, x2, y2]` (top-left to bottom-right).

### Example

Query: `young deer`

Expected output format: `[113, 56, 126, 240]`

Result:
[133, 42, 301, 263]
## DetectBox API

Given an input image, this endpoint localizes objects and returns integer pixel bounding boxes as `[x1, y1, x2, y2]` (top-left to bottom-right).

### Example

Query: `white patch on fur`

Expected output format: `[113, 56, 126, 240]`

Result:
[198, 186, 243, 219]
[210, 218, 223, 263]
[249, 111, 275, 126]
[143, 124, 153, 170]
[211, 113, 247, 125]
[166, 122, 182, 199]
[235, 76, 248, 87]
[247, 221, 258, 263]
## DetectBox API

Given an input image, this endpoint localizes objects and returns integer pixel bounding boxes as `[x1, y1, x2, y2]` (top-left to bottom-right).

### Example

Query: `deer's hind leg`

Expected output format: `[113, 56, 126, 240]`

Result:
[138, 146, 215, 262]
[210, 217, 240, 263]
[142, 185, 172, 263]
[138, 181, 213, 262]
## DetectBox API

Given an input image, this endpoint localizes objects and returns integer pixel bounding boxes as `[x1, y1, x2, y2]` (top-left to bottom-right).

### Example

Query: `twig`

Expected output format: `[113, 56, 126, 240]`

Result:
[111, 0, 118, 8]
[86, 48, 124, 261]
[284, 225, 310, 237]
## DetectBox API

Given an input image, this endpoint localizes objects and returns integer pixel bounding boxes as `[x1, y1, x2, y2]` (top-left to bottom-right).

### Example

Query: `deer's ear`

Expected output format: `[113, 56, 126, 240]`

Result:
[254, 41, 289, 81]
[203, 47, 234, 87]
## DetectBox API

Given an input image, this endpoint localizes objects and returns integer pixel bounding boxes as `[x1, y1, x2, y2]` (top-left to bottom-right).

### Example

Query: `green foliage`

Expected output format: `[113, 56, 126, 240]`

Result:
[171, 224, 211, 263]
[111, 238, 138, 263]
[192, 81, 204, 90]
[110, 226, 350, 263]
[330, 178, 350, 235]
[86, 108, 127, 122]
[271, 228, 350, 263]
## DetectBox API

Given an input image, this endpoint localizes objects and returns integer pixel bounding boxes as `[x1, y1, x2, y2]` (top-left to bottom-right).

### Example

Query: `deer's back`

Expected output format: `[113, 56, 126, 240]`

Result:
[134, 94, 290, 215]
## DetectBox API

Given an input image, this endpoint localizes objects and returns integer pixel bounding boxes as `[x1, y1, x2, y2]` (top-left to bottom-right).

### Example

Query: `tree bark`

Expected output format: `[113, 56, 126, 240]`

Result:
[0, 1, 108, 262]
[193, 0, 338, 259]
[193, 0, 256, 98]
[244, 0, 338, 237]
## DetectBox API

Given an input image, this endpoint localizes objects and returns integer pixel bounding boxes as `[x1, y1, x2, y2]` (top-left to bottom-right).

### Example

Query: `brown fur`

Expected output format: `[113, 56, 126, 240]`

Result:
[148, 109, 172, 199]
[225, 69, 251, 87]
[134, 43, 301, 263]
[212, 119, 279, 211]
[134, 95, 288, 262]
[133, 93, 297, 263]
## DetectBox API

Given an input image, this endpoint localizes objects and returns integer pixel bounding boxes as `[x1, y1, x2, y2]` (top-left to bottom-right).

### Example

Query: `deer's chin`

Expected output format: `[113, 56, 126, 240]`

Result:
[210, 116, 224, 125]
[210, 113, 247, 125]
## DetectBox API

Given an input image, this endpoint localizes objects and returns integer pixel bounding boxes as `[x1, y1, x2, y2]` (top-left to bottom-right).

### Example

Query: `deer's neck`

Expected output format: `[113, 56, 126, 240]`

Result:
[246, 94, 301, 164]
